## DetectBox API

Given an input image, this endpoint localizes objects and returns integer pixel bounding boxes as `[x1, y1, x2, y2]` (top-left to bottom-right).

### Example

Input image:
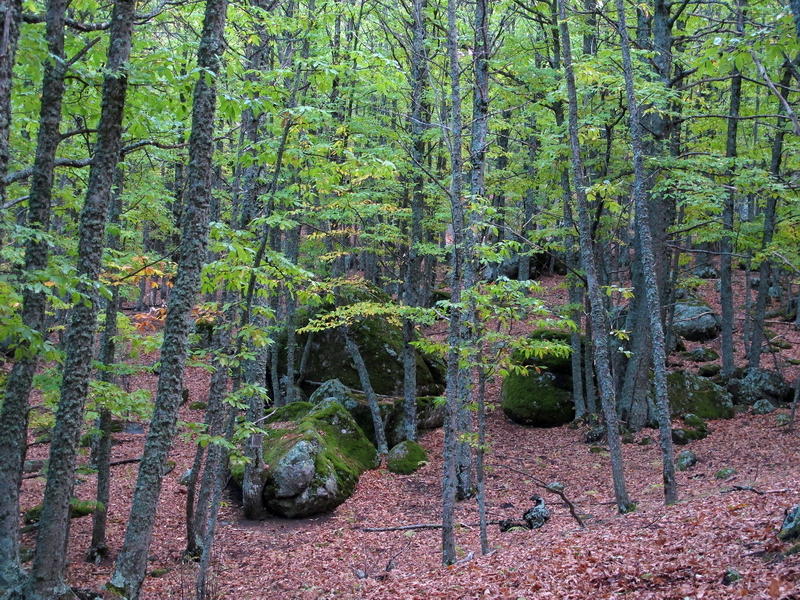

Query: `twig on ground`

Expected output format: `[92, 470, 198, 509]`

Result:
[487, 461, 586, 528]
[359, 521, 497, 532]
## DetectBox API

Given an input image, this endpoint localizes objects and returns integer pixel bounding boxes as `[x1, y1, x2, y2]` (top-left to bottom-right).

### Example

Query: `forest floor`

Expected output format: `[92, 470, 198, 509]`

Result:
[15, 271, 800, 599]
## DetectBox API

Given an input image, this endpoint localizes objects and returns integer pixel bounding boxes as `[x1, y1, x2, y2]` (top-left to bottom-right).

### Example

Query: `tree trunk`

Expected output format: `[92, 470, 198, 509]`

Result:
[613, 0, 677, 505]
[344, 327, 388, 455]
[720, 0, 745, 378]
[0, 0, 22, 209]
[108, 0, 227, 594]
[23, 3, 135, 595]
[87, 166, 125, 564]
[0, 0, 67, 588]
[558, 0, 633, 513]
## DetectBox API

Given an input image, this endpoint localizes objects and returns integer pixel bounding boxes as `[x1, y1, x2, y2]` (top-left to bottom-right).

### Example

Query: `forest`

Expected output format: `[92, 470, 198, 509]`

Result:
[2, 0, 800, 596]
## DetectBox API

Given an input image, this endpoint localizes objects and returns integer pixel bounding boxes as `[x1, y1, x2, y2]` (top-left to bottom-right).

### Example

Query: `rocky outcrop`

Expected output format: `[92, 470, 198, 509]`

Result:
[232, 400, 378, 518]
[308, 379, 444, 447]
[673, 300, 722, 342]
[666, 370, 734, 420]
[727, 368, 792, 406]
[501, 330, 577, 428]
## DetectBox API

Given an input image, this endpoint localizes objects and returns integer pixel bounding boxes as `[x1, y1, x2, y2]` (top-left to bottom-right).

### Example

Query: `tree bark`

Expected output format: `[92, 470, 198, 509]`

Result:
[613, 0, 677, 505]
[108, 0, 227, 595]
[0, 0, 22, 209]
[344, 327, 389, 455]
[23, 2, 135, 595]
[0, 0, 68, 587]
[558, 0, 633, 513]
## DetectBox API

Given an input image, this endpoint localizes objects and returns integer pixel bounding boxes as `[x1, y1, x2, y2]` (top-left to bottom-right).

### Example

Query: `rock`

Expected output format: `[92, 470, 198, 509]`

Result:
[178, 469, 193, 486]
[722, 567, 742, 585]
[693, 265, 719, 279]
[778, 504, 800, 542]
[501, 330, 577, 428]
[666, 370, 734, 419]
[728, 368, 792, 406]
[682, 347, 719, 363]
[23, 460, 45, 474]
[673, 299, 722, 341]
[387, 440, 427, 474]
[672, 428, 706, 445]
[676, 450, 698, 471]
[188, 401, 207, 411]
[751, 399, 776, 415]
[287, 283, 445, 397]
[698, 363, 721, 377]
[715, 467, 737, 479]
[231, 400, 378, 518]
[683, 413, 707, 431]
[309, 379, 444, 448]
[25, 498, 96, 524]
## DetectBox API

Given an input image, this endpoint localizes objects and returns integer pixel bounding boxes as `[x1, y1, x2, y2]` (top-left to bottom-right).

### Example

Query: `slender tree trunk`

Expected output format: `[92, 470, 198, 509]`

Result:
[0, 0, 22, 208]
[344, 327, 388, 455]
[0, 0, 67, 588]
[87, 166, 125, 564]
[558, 0, 633, 513]
[720, 0, 744, 378]
[23, 3, 135, 595]
[108, 0, 227, 595]
[613, 0, 677, 505]
[750, 63, 792, 369]
[402, 0, 428, 443]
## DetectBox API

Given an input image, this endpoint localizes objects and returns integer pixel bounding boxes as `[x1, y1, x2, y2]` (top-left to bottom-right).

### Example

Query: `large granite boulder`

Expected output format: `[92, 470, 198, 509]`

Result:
[501, 330, 576, 427]
[308, 379, 444, 447]
[666, 370, 734, 420]
[287, 284, 445, 397]
[673, 300, 722, 341]
[727, 368, 792, 406]
[232, 400, 378, 518]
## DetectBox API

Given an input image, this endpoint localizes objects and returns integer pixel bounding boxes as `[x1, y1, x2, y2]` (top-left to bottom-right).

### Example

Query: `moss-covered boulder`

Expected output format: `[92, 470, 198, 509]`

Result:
[501, 330, 577, 427]
[676, 450, 698, 471]
[667, 370, 734, 419]
[387, 440, 428, 474]
[24, 498, 96, 524]
[673, 299, 722, 341]
[286, 284, 445, 397]
[308, 379, 444, 448]
[727, 368, 792, 406]
[232, 400, 378, 518]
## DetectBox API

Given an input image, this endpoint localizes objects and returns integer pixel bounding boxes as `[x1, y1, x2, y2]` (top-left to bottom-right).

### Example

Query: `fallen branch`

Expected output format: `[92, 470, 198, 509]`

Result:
[722, 485, 790, 495]
[110, 458, 142, 467]
[487, 461, 586, 528]
[360, 521, 497, 532]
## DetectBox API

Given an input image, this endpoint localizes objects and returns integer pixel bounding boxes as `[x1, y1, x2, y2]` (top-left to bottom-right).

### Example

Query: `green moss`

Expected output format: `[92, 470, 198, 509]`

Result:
[501, 371, 574, 427]
[189, 401, 207, 410]
[387, 440, 428, 474]
[149, 569, 169, 578]
[667, 371, 734, 419]
[24, 498, 96, 524]
[715, 467, 737, 479]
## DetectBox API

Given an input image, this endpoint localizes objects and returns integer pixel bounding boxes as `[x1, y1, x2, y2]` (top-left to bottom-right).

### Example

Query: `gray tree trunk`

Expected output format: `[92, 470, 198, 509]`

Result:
[344, 327, 388, 455]
[613, 0, 677, 505]
[0, 0, 22, 209]
[720, 0, 744, 378]
[558, 0, 633, 513]
[0, 0, 67, 588]
[108, 0, 227, 594]
[24, 2, 135, 595]
[87, 166, 125, 564]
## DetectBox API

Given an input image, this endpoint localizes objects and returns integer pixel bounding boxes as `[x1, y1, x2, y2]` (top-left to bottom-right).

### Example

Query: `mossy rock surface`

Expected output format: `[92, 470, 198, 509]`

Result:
[387, 440, 428, 474]
[232, 400, 378, 518]
[24, 498, 96, 524]
[666, 370, 734, 420]
[308, 380, 444, 448]
[284, 283, 446, 397]
[501, 330, 577, 428]
[501, 371, 574, 427]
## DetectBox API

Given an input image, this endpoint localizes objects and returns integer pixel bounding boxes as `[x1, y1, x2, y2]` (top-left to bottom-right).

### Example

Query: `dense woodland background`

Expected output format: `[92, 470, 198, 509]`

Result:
[2, 0, 800, 596]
